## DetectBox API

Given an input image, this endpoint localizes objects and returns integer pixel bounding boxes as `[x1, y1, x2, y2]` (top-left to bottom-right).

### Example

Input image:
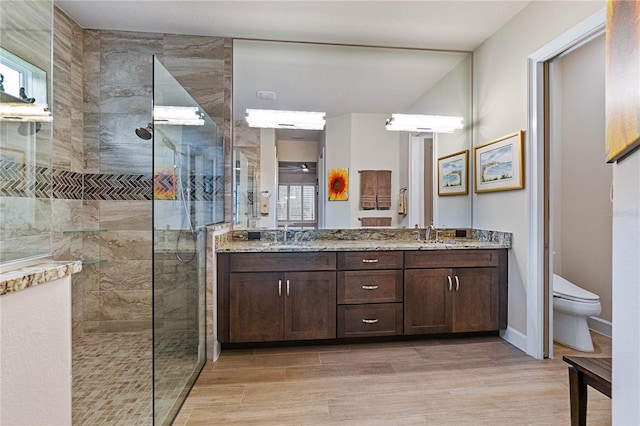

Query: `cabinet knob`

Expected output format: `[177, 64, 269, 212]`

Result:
[361, 285, 379, 290]
[362, 319, 379, 324]
[362, 259, 379, 263]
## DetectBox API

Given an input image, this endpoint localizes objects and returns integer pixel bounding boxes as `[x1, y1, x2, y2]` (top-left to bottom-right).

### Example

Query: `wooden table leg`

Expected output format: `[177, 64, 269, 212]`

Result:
[568, 365, 587, 426]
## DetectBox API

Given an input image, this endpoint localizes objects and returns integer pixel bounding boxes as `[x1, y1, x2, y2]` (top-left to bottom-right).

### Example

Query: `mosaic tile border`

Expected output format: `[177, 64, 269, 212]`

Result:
[84, 172, 152, 201]
[1, 162, 227, 202]
[0, 161, 51, 198]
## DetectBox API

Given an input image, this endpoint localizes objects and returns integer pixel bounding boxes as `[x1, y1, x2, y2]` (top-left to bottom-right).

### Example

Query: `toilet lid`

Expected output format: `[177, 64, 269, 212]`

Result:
[553, 274, 600, 302]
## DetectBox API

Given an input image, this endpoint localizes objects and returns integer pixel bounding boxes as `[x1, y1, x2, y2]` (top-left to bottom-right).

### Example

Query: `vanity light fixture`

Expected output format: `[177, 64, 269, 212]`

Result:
[385, 114, 463, 133]
[246, 109, 326, 130]
[0, 102, 52, 122]
[154, 106, 204, 126]
[301, 162, 309, 172]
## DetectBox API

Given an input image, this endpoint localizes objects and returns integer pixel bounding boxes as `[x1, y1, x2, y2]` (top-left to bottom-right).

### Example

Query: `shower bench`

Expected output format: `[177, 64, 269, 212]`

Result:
[562, 355, 612, 426]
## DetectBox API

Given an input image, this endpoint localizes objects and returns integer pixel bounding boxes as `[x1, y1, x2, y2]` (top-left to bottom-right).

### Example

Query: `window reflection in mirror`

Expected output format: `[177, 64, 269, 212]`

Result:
[232, 40, 472, 230]
[0, 47, 48, 104]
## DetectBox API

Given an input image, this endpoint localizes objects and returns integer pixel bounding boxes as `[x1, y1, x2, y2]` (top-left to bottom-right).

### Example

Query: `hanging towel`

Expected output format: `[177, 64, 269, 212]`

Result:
[359, 170, 377, 209]
[376, 170, 392, 209]
[398, 188, 407, 215]
[361, 217, 392, 227]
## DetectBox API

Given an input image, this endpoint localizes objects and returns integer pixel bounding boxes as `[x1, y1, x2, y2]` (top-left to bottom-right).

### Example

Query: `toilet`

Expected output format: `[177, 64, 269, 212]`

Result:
[553, 274, 602, 352]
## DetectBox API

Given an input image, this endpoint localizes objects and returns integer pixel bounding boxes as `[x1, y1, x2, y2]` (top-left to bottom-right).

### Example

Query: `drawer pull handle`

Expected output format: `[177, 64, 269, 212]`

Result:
[278, 279, 282, 297]
[362, 319, 379, 324]
[362, 285, 379, 290]
[455, 275, 460, 291]
[447, 275, 452, 292]
[362, 259, 379, 263]
[286, 279, 290, 297]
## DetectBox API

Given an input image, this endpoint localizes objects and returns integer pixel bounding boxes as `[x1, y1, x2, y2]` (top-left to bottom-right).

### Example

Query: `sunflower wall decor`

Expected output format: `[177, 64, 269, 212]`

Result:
[328, 168, 349, 201]
[153, 167, 177, 200]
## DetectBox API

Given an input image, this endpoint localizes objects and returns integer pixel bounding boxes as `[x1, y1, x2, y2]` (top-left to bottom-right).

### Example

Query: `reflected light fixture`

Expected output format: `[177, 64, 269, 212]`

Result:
[154, 106, 204, 126]
[246, 109, 326, 130]
[301, 162, 309, 172]
[385, 114, 463, 133]
[0, 103, 52, 122]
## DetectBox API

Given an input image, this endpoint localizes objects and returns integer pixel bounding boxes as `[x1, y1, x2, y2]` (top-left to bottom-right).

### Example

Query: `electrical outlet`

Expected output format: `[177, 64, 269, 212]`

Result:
[455, 229, 467, 238]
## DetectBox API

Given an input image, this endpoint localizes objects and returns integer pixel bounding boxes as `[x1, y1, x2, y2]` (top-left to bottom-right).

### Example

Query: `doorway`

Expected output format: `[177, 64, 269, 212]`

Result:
[547, 32, 611, 359]
[527, 10, 606, 359]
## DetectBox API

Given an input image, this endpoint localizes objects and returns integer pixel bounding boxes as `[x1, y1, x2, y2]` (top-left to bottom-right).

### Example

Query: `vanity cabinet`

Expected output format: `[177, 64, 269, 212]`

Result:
[336, 251, 404, 338]
[404, 250, 507, 335]
[217, 247, 508, 345]
[219, 252, 336, 343]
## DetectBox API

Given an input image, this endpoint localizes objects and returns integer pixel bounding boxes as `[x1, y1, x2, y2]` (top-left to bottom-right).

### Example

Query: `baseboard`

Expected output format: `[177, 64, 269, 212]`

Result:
[588, 316, 612, 337]
[501, 326, 527, 353]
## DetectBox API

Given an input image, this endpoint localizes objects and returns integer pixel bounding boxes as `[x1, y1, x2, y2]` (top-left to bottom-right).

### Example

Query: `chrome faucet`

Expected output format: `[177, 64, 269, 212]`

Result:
[426, 224, 436, 241]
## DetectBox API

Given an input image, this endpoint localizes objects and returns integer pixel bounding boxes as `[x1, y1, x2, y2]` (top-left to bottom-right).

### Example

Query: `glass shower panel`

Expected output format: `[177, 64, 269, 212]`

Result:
[152, 57, 221, 425]
[0, 0, 53, 265]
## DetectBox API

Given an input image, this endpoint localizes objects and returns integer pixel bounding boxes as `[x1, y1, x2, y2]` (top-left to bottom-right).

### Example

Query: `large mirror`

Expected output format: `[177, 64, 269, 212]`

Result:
[233, 40, 472, 230]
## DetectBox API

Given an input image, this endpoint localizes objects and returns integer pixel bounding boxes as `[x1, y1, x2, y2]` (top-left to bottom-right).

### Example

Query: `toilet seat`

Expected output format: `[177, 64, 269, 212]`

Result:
[553, 274, 600, 303]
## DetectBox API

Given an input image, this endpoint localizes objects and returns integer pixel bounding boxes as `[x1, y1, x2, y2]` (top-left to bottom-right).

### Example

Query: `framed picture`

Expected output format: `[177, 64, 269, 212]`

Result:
[605, 1, 640, 162]
[438, 150, 468, 196]
[328, 168, 349, 201]
[474, 130, 524, 193]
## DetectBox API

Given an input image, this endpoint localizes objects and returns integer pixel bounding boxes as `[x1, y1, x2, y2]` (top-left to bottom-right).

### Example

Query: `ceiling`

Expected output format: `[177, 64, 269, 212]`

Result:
[55, 1, 530, 51]
[56, 1, 532, 140]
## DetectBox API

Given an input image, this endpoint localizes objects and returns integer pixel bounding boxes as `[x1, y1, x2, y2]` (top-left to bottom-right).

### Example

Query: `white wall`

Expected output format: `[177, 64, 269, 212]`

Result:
[324, 114, 352, 228]
[472, 1, 605, 336]
[612, 151, 640, 424]
[0, 277, 72, 425]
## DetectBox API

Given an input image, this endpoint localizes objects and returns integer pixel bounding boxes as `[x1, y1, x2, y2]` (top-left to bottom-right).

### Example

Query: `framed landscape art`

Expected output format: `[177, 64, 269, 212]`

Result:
[474, 130, 524, 193]
[438, 150, 468, 196]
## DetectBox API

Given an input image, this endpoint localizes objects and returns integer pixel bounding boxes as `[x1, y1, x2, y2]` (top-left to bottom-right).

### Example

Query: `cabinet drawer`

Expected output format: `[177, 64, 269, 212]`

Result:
[404, 250, 500, 268]
[230, 252, 336, 272]
[337, 251, 403, 270]
[337, 270, 403, 304]
[337, 303, 403, 338]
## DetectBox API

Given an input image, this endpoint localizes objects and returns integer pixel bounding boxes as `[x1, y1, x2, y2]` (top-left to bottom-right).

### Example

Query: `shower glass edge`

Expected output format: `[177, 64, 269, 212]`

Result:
[152, 56, 221, 425]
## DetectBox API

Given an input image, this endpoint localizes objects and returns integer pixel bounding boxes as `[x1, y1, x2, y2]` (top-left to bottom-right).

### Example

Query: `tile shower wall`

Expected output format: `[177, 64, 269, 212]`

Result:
[51, 7, 232, 334]
[52, 8, 85, 335]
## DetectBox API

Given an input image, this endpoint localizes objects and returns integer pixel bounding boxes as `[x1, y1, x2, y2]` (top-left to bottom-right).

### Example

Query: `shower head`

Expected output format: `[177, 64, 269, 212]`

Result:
[135, 123, 153, 140]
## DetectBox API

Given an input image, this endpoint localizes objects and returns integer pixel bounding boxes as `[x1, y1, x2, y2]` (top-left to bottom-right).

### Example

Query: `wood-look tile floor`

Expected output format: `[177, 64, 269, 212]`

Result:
[174, 333, 611, 425]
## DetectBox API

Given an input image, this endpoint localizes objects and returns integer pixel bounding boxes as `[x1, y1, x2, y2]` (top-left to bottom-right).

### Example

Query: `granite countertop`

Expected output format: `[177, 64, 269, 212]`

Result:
[217, 228, 512, 253]
[0, 260, 82, 296]
[217, 239, 510, 253]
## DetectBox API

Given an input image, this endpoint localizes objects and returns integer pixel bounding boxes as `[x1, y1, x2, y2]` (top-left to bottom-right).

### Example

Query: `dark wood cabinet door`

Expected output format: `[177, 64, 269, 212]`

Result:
[229, 272, 283, 342]
[451, 267, 499, 332]
[404, 269, 452, 334]
[284, 271, 336, 341]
